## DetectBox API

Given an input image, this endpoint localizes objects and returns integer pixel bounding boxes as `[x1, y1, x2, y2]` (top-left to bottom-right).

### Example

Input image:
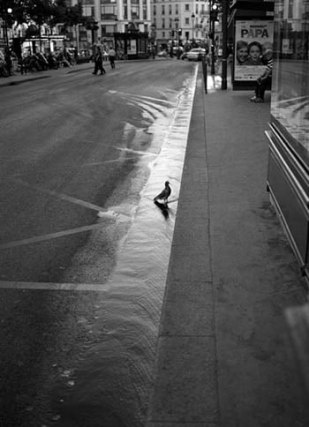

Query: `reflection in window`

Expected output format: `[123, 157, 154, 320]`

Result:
[271, 0, 309, 150]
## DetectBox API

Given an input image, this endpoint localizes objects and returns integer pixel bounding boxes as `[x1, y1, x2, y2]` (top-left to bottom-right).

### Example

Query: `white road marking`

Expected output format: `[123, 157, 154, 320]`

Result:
[0, 223, 105, 250]
[0, 280, 109, 291]
[11, 178, 104, 212]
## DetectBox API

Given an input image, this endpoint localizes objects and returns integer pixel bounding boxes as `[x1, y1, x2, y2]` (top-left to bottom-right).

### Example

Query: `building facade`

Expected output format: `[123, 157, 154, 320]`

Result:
[70, 0, 210, 48]
[152, 0, 210, 47]
[70, 0, 151, 38]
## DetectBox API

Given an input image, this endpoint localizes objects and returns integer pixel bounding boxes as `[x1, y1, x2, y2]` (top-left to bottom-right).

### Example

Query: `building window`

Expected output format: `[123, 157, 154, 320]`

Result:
[175, 4, 179, 15]
[101, 4, 117, 19]
[288, 0, 293, 18]
[162, 31, 165, 38]
[185, 17, 189, 24]
[185, 4, 190, 11]
[169, 18, 173, 28]
[83, 5, 94, 17]
[162, 5, 165, 15]
[169, 4, 172, 14]
[153, 5, 156, 15]
[162, 18, 165, 28]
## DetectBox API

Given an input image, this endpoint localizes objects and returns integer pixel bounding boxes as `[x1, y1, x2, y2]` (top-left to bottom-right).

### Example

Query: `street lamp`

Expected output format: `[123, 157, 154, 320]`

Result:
[174, 17, 179, 45]
[191, 13, 195, 41]
[209, 0, 218, 75]
[221, 0, 228, 90]
[3, 7, 13, 46]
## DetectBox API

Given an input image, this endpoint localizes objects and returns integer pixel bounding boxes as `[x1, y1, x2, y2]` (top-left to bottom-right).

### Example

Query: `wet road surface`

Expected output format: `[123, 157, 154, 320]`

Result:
[0, 60, 198, 426]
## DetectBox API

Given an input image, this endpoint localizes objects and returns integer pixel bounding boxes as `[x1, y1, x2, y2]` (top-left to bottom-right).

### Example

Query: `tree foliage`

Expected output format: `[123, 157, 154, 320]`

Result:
[1, 0, 85, 28]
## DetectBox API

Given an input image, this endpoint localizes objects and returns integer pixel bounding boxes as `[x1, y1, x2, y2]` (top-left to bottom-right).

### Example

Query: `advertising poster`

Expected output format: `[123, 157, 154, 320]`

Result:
[127, 39, 137, 55]
[234, 20, 274, 81]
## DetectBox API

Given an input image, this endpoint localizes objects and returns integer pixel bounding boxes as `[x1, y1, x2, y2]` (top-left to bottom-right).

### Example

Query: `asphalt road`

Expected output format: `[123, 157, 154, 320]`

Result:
[1, 60, 193, 283]
[0, 60, 197, 427]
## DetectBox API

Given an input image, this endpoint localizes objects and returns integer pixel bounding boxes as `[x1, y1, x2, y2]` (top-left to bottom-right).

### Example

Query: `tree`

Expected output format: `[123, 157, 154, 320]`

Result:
[51, 0, 85, 29]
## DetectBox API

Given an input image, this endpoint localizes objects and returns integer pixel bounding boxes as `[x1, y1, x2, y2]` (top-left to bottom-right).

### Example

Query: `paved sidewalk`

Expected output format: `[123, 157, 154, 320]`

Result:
[146, 66, 308, 426]
[0, 62, 93, 87]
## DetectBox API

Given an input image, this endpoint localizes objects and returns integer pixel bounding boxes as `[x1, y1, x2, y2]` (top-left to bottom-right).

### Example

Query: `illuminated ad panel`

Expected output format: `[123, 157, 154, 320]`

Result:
[234, 19, 274, 81]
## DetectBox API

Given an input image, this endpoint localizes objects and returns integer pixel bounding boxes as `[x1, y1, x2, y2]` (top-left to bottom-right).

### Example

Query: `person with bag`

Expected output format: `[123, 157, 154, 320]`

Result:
[108, 47, 116, 69]
[92, 46, 106, 75]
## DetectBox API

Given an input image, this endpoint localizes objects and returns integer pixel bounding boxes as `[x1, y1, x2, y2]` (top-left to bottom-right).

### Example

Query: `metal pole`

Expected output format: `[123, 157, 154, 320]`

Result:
[202, 55, 208, 93]
[4, 23, 9, 46]
[211, 17, 215, 75]
[221, 0, 228, 90]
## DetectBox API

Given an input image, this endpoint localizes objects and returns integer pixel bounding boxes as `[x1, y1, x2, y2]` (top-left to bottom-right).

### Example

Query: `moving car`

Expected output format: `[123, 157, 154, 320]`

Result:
[186, 48, 206, 61]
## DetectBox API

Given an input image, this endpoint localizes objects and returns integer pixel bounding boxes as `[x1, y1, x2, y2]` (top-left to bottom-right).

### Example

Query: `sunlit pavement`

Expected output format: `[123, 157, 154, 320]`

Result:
[146, 66, 308, 426]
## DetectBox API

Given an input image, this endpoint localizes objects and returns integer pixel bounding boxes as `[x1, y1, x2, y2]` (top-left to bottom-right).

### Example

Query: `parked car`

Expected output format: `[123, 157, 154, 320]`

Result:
[186, 48, 206, 61]
[157, 50, 168, 58]
[181, 50, 188, 60]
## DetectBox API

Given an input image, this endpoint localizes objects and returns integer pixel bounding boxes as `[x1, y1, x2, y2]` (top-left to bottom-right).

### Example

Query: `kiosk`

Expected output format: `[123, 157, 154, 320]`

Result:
[114, 27, 149, 60]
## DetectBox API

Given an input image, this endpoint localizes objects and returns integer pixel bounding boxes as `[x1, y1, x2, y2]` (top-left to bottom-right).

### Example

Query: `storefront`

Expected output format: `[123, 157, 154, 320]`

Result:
[265, 0, 309, 278]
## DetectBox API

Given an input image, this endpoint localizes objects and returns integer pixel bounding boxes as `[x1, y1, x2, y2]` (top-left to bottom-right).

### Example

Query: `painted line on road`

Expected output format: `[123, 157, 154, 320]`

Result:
[114, 147, 157, 156]
[0, 223, 105, 250]
[11, 178, 104, 213]
[0, 280, 303, 297]
[0, 280, 109, 292]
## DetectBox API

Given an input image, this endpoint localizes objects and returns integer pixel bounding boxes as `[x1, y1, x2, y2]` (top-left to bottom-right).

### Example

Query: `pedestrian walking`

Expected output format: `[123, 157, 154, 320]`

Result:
[250, 49, 273, 103]
[108, 48, 116, 69]
[4, 46, 13, 76]
[92, 46, 106, 75]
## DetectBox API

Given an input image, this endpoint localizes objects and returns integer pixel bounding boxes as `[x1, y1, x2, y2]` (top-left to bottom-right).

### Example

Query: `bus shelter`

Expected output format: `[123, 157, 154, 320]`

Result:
[230, 0, 274, 90]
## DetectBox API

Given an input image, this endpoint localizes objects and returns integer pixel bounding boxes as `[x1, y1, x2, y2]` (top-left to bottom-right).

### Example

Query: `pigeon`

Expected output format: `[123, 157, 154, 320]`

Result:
[153, 181, 171, 206]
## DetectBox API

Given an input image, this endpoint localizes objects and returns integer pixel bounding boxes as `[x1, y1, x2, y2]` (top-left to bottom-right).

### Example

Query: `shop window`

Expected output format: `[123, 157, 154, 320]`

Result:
[271, 3, 309, 156]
